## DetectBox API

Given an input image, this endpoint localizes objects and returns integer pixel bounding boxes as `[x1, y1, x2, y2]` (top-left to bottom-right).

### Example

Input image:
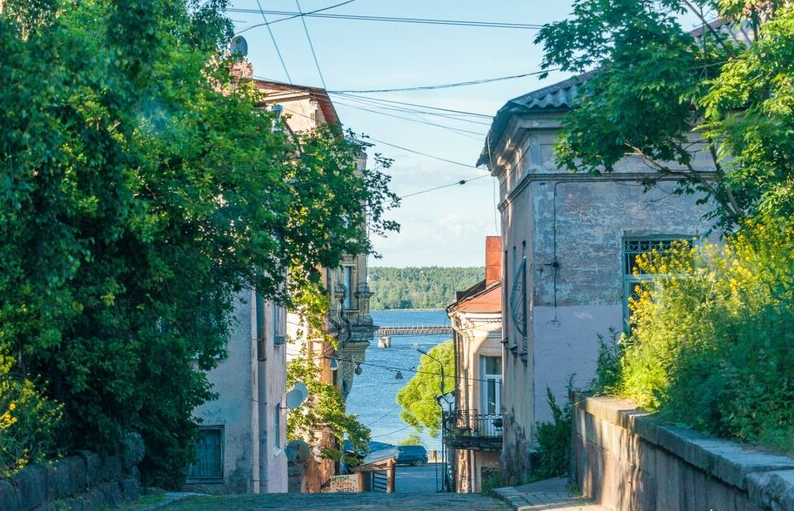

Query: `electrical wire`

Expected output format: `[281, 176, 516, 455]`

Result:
[328, 69, 557, 94]
[331, 93, 492, 126]
[399, 175, 490, 199]
[332, 98, 486, 139]
[253, 0, 293, 83]
[295, 0, 328, 89]
[228, 9, 545, 31]
[362, 136, 485, 169]
[235, 0, 358, 34]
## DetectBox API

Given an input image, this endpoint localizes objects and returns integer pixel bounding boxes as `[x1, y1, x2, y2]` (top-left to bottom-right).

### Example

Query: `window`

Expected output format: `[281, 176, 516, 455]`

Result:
[622, 237, 692, 329]
[273, 303, 285, 346]
[187, 427, 223, 481]
[343, 266, 355, 310]
[274, 405, 281, 450]
[256, 292, 266, 361]
[480, 356, 502, 415]
[509, 256, 527, 344]
[502, 249, 509, 346]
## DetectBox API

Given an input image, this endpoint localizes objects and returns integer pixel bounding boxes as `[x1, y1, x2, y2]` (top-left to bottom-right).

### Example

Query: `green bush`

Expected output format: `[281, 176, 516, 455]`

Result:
[531, 387, 571, 481]
[0, 356, 63, 476]
[616, 215, 794, 455]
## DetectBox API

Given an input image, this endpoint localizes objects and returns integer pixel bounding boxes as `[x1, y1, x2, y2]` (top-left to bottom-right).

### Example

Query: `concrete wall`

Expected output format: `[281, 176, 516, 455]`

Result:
[572, 392, 794, 511]
[0, 446, 142, 511]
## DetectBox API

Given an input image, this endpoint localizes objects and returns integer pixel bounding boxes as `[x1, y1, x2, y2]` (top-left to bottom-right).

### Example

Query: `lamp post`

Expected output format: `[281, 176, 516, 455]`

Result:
[416, 347, 448, 492]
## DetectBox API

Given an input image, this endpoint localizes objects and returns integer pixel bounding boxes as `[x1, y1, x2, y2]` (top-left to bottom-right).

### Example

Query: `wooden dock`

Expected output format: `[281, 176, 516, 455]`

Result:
[374, 325, 452, 336]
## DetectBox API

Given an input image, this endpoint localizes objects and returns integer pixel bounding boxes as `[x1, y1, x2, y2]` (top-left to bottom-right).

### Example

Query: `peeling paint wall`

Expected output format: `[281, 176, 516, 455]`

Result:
[494, 112, 717, 483]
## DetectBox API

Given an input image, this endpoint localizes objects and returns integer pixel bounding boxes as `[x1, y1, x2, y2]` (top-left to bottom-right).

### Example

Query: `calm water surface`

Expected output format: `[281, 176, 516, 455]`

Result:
[345, 309, 450, 451]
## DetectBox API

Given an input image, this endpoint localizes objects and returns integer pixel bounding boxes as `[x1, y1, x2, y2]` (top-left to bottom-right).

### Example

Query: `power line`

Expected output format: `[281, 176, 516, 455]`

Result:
[331, 92, 492, 119]
[235, 0, 358, 35]
[362, 136, 484, 169]
[331, 93, 492, 126]
[399, 175, 490, 199]
[295, 0, 328, 89]
[254, 0, 293, 83]
[328, 69, 556, 94]
[228, 9, 545, 31]
[332, 98, 486, 139]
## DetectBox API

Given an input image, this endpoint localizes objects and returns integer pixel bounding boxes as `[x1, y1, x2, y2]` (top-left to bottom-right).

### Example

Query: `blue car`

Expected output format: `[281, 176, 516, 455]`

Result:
[396, 445, 428, 466]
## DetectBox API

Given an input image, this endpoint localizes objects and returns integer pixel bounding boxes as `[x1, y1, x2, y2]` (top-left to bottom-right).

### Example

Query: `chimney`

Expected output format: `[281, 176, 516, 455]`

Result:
[485, 236, 502, 286]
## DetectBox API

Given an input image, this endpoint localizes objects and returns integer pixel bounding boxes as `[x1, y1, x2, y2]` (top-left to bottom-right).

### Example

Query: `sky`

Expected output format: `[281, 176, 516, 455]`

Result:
[228, 1, 575, 267]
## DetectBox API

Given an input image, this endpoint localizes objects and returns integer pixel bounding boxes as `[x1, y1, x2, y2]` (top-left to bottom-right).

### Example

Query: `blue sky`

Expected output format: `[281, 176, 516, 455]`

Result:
[228, 1, 576, 267]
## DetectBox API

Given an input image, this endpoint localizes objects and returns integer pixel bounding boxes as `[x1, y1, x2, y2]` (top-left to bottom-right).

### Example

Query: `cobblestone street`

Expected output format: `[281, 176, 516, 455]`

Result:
[149, 492, 507, 511]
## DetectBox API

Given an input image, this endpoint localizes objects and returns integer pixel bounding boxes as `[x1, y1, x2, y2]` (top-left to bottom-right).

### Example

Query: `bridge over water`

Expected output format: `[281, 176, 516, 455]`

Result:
[374, 325, 452, 336]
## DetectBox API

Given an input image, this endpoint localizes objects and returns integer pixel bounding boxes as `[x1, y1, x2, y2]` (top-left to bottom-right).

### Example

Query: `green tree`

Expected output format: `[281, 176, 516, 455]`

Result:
[535, 0, 794, 228]
[397, 432, 424, 446]
[396, 341, 454, 438]
[286, 356, 370, 466]
[369, 267, 483, 310]
[0, 0, 396, 486]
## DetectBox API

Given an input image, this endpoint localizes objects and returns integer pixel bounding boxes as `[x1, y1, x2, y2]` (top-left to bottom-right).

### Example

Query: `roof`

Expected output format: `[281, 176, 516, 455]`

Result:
[447, 280, 501, 315]
[253, 78, 341, 127]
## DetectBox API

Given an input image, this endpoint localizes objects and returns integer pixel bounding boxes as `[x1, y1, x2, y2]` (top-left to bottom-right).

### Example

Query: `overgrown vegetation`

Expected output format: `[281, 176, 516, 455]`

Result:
[397, 433, 424, 446]
[395, 341, 454, 438]
[531, 387, 572, 481]
[610, 218, 794, 455]
[369, 267, 482, 310]
[0, 0, 396, 485]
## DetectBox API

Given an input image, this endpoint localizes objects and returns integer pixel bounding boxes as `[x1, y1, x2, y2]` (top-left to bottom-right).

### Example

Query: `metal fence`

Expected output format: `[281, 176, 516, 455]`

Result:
[443, 410, 503, 439]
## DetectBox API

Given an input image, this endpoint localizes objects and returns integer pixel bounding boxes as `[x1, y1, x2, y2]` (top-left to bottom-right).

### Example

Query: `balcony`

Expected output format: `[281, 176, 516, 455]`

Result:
[442, 410, 502, 451]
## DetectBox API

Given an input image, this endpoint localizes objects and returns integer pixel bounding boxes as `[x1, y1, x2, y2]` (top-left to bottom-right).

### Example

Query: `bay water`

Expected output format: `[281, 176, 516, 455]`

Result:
[345, 309, 451, 452]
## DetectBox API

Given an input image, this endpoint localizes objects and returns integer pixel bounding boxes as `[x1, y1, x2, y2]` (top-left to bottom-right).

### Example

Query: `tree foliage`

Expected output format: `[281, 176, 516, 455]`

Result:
[395, 341, 454, 438]
[535, 0, 794, 228]
[286, 356, 370, 466]
[369, 267, 483, 310]
[0, 0, 396, 486]
[610, 214, 794, 455]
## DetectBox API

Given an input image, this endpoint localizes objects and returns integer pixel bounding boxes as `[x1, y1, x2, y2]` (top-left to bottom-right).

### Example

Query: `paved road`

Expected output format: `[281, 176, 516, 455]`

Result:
[155, 492, 506, 511]
[395, 462, 446, 493]
[155, 493, 509, 511]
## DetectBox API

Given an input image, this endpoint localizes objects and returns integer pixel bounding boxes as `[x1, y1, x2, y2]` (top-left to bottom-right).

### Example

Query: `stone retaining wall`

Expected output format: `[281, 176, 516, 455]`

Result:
[0, 435, 144, 511]
[571, 392, 794, 511]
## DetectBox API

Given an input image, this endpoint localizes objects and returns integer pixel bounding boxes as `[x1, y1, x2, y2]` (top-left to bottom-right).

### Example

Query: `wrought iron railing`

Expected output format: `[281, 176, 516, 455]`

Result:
[443, 410, 503, 440]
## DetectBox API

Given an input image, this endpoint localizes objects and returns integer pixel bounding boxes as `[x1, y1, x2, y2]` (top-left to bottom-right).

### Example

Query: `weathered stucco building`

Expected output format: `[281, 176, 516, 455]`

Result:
[479, 75, 717, 483]
[187, 61, 374, 493]
[445, 236, 503, 493]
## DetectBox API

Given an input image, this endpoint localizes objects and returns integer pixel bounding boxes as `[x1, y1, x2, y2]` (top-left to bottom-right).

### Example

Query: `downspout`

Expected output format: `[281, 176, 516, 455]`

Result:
[251, 290, 261, 493]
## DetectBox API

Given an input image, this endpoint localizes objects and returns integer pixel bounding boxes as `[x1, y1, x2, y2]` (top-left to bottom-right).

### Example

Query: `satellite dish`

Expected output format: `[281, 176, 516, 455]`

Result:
[285, 382, 308, 409]
[230, 36, 248, 61]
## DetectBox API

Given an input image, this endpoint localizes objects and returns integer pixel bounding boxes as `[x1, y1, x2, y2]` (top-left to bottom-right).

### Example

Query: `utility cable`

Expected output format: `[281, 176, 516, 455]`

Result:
[295, 0, 328, 89]
[361, 136, 485, 169]
[332, 99, 486, 139]
[236, 0, 357, 34]
[331, 92, 492, 119]
[399, 175, 490, 199]
[228, 10, 545, 31]
[331, 93, 491, 126]
[254, 0, 293, 83]
[328, 69, 557, 93]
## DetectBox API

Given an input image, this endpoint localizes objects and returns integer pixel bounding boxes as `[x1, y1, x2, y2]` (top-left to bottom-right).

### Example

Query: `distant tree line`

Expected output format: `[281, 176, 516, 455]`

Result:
[368, 267, 483, 310]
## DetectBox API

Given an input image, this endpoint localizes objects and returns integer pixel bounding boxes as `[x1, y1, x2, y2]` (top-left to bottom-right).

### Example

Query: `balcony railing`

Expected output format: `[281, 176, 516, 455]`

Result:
[442, 410, 502, 451]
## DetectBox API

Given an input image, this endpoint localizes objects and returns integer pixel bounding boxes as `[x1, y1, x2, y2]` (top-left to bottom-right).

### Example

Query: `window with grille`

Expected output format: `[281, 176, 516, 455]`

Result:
[256, 292, 266, 360]
[187, 427, 223, 481]
[622, 237, 692, 329]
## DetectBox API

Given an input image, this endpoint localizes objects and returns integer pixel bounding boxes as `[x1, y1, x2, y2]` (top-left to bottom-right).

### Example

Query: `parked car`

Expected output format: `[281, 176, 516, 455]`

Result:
[396, 445, 428, 466]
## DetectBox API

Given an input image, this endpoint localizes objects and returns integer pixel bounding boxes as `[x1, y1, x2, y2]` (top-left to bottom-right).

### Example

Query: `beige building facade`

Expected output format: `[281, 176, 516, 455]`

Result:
[445, 237, 503, 493]
[480, 76, 717, 483]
